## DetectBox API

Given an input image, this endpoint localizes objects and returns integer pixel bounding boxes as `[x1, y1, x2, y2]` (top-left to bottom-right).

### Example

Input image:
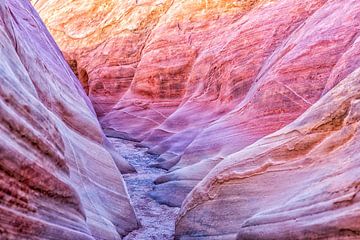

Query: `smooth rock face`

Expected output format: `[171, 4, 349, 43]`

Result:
[34, 0, 360, 211]
[176, 67, 360, 239]
[0, 1, 137, 239]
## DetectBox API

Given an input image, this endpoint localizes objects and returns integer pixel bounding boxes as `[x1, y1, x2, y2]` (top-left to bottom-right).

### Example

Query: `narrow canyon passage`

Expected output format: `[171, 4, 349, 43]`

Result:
[108, 137, 180, 239]
[3, 1, 360, 239]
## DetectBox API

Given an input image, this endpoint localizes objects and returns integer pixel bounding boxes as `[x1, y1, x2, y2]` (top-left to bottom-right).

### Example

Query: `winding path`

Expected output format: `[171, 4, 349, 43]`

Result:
[108, 138, 179, 240]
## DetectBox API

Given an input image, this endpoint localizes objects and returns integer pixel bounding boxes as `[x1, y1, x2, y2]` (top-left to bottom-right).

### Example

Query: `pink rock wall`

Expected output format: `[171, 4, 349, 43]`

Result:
[34, 0, 360, 210]
[176, 66, 360, 239]
[31, 0, 360, 238]
[0, 1, 137, 239]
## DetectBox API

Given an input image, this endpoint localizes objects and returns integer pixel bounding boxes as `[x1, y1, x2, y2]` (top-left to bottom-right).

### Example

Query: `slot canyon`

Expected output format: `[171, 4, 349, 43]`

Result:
[1, 0, 360, 239]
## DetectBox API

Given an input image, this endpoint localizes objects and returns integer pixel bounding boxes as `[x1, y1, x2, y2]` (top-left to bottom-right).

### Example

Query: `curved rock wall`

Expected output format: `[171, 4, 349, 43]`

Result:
[176, 67, 360, 239]
[34, 0, 360, 209]
[0, 1, 137, 239]
[32, 0, 360, 238]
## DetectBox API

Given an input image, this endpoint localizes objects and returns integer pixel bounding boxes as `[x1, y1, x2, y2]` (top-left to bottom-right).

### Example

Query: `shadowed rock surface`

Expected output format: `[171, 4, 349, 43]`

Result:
[0, 1, 137, 239]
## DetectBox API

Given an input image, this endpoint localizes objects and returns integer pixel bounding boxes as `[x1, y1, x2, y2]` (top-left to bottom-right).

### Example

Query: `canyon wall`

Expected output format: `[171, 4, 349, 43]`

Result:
[32, 0, 360, 238]
[0, 1, 137, 239]
[34, 0, 360, 206]
[176, 67, 360, 239]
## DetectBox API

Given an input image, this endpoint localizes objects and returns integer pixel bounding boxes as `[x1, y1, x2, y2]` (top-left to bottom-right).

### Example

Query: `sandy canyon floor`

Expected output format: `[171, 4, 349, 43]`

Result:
[108, 138, 179, 239]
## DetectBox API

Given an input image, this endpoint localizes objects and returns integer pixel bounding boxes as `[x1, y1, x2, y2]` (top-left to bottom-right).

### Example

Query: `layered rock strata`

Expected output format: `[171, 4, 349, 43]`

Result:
[176, 66, 360, 239]
[34, 0, 360, 210]
[0, 1, 137, 239]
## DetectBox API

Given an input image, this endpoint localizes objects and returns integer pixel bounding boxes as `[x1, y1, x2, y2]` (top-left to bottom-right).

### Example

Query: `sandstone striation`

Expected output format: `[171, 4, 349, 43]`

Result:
[176, 66, 360, 239]
[34, 0, 360, 211]
[0, 1, 137, 239]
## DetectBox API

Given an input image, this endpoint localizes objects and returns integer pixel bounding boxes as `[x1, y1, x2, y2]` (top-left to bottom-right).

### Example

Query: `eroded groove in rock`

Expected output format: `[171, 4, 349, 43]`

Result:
[0, 1, 137, 239]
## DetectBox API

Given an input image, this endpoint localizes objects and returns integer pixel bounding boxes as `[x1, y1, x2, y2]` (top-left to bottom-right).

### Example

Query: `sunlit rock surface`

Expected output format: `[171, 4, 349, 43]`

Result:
[176, 67, 360, 239]
[0, 1, 137, 239]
